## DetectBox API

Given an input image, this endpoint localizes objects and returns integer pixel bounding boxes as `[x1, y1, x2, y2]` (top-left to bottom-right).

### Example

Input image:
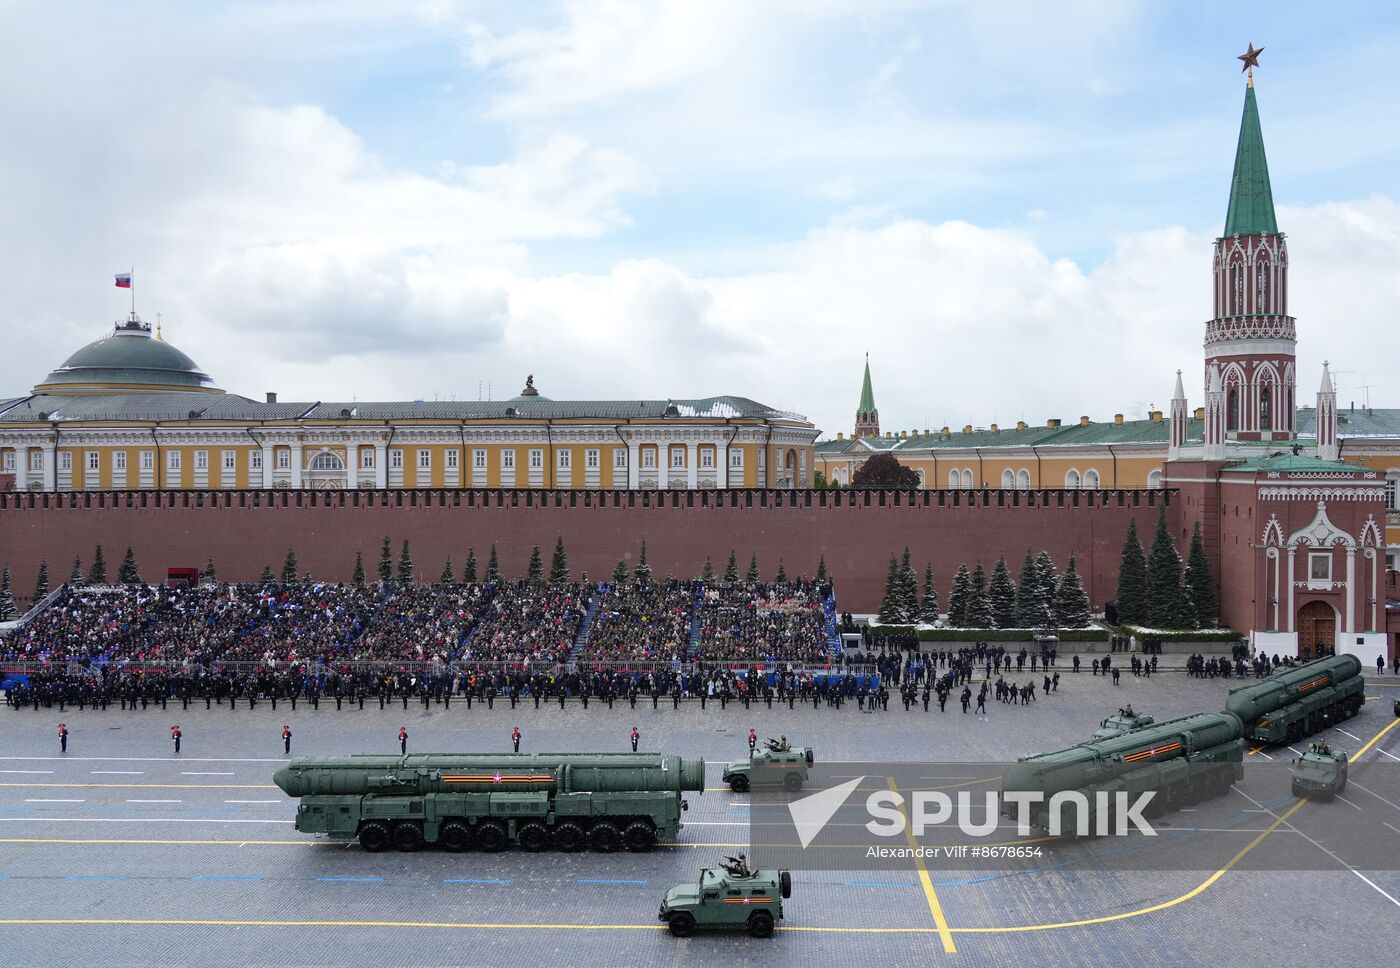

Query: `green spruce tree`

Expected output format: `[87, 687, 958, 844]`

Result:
[281, 548, 299, 583]
[1052, 554, 1092, 628]
[635, 538, 652, 581]
[549, 536, 569, 582]
[485, 544, 501, 583]
[946, 564, 972, 627]
[967, 562, 994, 628]
[988, 557, 1017, 628]
[724, 550, 739, 583]
[0, 566, 16, 621]
[1032, 551, 1058, 627]
[700, 556, 715, 581]
[897, 548, 918, 622]
[377, 536, 393, 582]
[33, 560, 49, 600]
[612, 558, 629, 583]
[70, 556, 83, 583]
[1114, 517, 1148, 626]
[1014, 549, 1040, 626]
[815, 554, 827, 582]
[352, 551, 365, 585]
[877, 556, 903, 624]
[527, 545, 544, 583]
[397, 540, 414, 583]
[775, 559, 788, 583]
[917, 563, 940, 624]
[440, 557, 455, 584]
[89, 545, 108, 583]
[746, 552, 760, 583]
[1185, 522, 1217, 629]
[463, 549, 478, 583]
[118, 548, 141, 584]
[202, 557, 217, 584]
[259, 564, 275, 585]
[1146, 504, 1191, 628]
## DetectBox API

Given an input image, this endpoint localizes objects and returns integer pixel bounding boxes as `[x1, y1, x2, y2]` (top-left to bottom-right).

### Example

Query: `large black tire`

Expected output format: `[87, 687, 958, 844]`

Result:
[392, 821, 424, 852]
[590, 821, 622, 853]
[554, 821, 586, 853]
[622, 821, 656, 852]
[518, 821, 549, 852]
[779, 870, 792, 899]
[729, 775, 750, 793]
[748, 910, 775, 938]
[358, 820, 392, 853]
[783, 773, 803, 793]
[438, 821, 472, 853]
[476, 820, 508, 853]
[667, 912, 696, 938]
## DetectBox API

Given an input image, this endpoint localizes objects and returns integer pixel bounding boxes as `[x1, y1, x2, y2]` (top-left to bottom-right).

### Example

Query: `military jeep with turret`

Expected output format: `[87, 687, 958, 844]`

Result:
[1291, 742, 1349, 799]
[722, 739, 813, 793]
[1092, 706, 1156, 739]
[659, 857, 791, 938]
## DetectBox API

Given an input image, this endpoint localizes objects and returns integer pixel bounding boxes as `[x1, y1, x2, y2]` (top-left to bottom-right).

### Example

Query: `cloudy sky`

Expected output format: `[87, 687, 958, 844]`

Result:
[4, 1, 1399, 437]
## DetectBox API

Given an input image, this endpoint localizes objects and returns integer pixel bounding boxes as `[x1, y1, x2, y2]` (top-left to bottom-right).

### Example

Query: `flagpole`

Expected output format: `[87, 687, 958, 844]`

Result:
[130, 266, 135, 318]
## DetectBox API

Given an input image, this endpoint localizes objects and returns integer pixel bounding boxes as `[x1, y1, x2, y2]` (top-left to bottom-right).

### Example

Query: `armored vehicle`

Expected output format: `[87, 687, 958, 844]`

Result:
[273, 752, 703, 853]
[1092, 706, 1156, 739]
[1290, 742, 1349, 799]
[1225, 654, 1364, 743]
[1002, 711, 1244, 832]
[722, 739, 813, 792]
[659, 856, 791, 938]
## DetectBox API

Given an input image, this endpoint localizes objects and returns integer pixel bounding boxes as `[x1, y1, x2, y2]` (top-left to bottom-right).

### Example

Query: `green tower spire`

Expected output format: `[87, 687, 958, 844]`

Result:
[858, 354, 875, 413]
[1223, 82, 1278, 237]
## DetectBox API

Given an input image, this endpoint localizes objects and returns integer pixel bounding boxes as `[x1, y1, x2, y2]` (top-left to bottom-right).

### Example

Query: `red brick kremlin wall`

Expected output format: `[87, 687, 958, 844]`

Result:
[0, 488, 1169, 613]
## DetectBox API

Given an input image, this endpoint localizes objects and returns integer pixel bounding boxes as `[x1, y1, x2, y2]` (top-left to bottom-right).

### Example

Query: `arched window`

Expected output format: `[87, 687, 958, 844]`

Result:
[1226, 387, 1240, 431]
[310, 451, 343, 471]
[1147, 469, 1164, 488]
[1001, 469, 1015, 489]
[1255, 260, 1269, 312]
[1084, 469, 1100, 490]
[1016, 469, 1030, 490]
[948, 469, 961, 489]
[1260, 385, 1272, 432]
[1065, 469, 1081, 489]
[961, 469, 973, 489]
[916, 469, 926, 489]
[1232, 261, 1244, 314]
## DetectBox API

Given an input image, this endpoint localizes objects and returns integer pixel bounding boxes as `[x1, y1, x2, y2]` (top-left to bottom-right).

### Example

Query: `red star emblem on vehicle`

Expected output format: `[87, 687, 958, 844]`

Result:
[1149, 748, 1158, 756]
[492, 772, 503, 783]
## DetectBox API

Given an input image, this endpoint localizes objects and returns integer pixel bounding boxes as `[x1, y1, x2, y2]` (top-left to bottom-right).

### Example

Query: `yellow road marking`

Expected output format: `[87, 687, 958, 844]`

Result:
[0, 783, 278, 790]
[886, 775, 956, 954]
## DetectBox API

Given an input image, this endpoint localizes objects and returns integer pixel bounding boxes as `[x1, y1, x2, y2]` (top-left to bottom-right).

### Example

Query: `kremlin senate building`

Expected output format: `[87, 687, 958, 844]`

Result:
[0, 70, 1396, 664]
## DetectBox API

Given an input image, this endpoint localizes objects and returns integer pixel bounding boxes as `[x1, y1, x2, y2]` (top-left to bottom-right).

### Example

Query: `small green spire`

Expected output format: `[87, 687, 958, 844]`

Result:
[858, 354, 876, 413]
[1223, 83, 1278, 237]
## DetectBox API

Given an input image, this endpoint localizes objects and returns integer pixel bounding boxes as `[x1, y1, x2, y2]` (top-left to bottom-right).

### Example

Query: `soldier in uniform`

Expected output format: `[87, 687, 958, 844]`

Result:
[398, 726, 408, 754]
[171, 724, 182, 754]
[282, 725, 292, 755]
[630, 727, 639, 752]
[58, 722, 68, 753]
[748, 729, 757, 753]
[512, 726, 521, 753]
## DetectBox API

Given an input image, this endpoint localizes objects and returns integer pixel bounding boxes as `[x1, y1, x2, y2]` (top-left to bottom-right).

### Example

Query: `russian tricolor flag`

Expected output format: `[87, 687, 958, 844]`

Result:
[114, 273, 132, 288]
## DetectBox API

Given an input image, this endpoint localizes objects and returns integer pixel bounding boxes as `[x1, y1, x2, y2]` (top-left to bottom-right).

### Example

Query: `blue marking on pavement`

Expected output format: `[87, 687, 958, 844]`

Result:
[1021, 861, 1074, 874]
[843, 881, 910, 887]
[191, 875, 261, 881]
[1264, 796, 1295, 809]
[1222, 811, 1249, 825]
[935, 876, 998, 887]
[444, 878, 513, 885]
[316, 876, 383, 883]
[576, 878, 648, 885]
[1100, 844, 1143, 857]
[1163, 828, 1200, 842]
[0, 806, 34, 813]
[65, 875, 127, 881]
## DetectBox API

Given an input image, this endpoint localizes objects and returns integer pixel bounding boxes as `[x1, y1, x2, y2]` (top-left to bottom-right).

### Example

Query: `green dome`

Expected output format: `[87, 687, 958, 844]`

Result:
[38, 318, 216, 392]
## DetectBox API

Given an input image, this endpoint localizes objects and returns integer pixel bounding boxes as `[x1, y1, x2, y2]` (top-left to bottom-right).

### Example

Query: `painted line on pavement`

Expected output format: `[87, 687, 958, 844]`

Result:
[0, 757, 284, 763]
[1377, 749, 1400, 762]
[844, 881, 911, 888]
[317, 877, 383, 883]
[91, 771, 144, 775]
[64, 875, 126, 881]
[127, 800, 181, 804]
[576, 879, 647, 885]
[0, 783, 276, 790]
[180, 772, 236, 776]
[885, 774, 956, 953]
[444, 879, 512, 885]
[25, 799, 85, 803]
[191, 876, 261, 881]
[0, 771, 53, 775]
[224, 800, 280, 805]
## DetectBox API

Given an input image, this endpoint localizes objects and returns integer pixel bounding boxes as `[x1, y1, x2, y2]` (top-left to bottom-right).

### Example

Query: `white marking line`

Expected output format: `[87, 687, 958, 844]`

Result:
[1338, 729, 1364, 742]
[0, 770, 54, 774]
[224, 800, 281, 805]
[0, 757, 284, 763]
[1334, 794, 1364, 812]
[1376, 749, 1400, 763]
[1384, 822, 1400, 838]
[181, 772, 235, 776]
[91, 771, 144, 775]
[24, 798, 85, 803]
[682, 821, 748, 826]
[127, 799, 182, 804]
[1353, 870, 1400, 909]
[0, 817, 293, 824]
[1288, 747, 1303, 756]
[1252, 749, 1275, 760]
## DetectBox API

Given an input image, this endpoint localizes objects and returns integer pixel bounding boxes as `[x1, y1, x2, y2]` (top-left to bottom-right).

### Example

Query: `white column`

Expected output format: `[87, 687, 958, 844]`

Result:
[290, 442, 303, 488]
[627, 442, 639, 489]
[42, 440, 57, 491]
[374, 442, 388, 488]
[657, 442, 669, 489]
[1286, 547, 1296, 632]
[346, 443, 359, 489]
[1344, 547, 1356, 634]
[717, 441, 728, 489]
[686, 442, 698, 489]
[261, 443, 274, 488]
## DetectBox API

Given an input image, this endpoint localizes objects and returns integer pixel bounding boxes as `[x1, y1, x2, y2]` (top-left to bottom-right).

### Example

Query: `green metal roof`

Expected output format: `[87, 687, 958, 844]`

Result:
[38, 320, 214, 390]
[1223, 84, 1278, 237]
[1226, 454, 1355, 473]
[858, 357, 876, 413]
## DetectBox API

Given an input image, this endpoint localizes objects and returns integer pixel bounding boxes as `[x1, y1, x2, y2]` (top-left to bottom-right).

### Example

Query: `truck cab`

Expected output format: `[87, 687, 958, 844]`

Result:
[659, 863, 791, 938]
[722, 742, 813, 793]
[1290, 742, 1349, 799]
[1092, 707, 1155, 739]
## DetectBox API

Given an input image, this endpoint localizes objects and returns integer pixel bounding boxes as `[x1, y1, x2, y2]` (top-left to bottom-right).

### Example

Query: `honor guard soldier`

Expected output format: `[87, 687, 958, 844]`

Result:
[282, 725, 292, 755]
[398, 726, 408, 754]
[171, 724, 182, 754]
[512, 726, 521, 753]
[58, 723, 68, 753]
[630, 727, 640, 752]
[748, 728, 758, 753]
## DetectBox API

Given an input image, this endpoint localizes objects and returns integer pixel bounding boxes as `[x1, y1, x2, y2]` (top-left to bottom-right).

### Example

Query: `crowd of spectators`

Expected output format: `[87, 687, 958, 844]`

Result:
[580, 579, 695, 662]
[460, 580, 589, 664]
[691, 579, 834, 663]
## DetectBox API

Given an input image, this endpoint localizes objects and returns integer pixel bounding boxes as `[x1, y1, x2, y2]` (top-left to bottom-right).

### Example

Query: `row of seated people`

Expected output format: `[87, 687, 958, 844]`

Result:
[576, 578, 696, 662]
[691, 579, 834, 663]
